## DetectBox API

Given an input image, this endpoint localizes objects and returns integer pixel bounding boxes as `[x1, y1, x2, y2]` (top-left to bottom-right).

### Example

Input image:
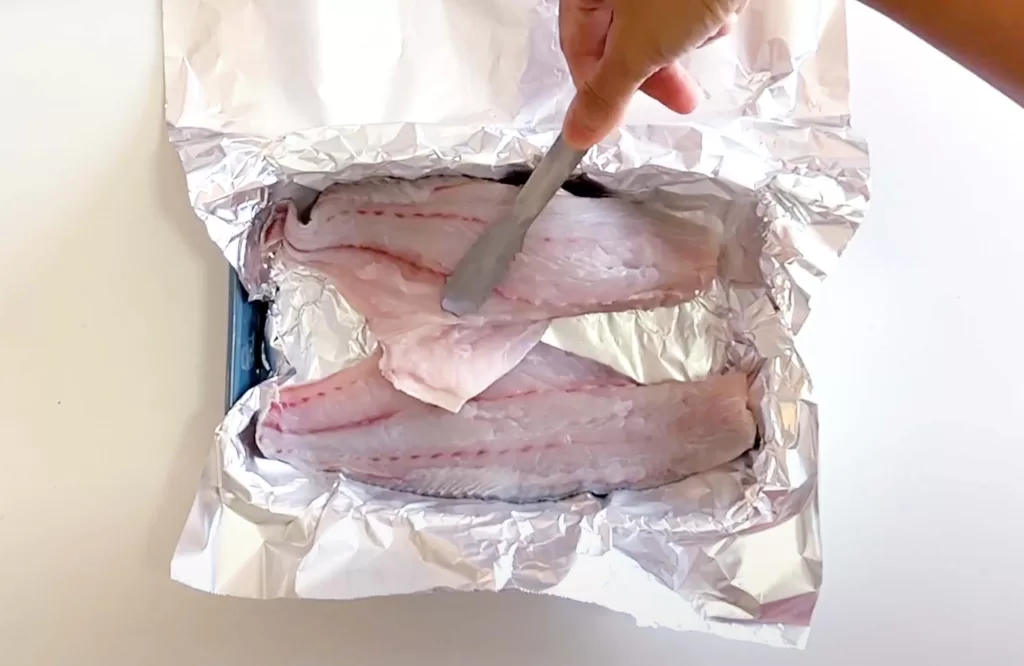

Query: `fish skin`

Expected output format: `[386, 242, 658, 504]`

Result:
[257, 344, 757, 503]
[266, 176, 721, 412]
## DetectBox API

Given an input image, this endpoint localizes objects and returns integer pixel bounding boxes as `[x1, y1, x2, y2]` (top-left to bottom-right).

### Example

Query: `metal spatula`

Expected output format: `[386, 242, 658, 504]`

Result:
[440, 133, 587, 317]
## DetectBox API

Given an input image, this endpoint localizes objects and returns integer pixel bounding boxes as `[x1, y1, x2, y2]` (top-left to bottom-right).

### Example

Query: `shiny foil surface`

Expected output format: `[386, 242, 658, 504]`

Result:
[164, 0, 869, 648]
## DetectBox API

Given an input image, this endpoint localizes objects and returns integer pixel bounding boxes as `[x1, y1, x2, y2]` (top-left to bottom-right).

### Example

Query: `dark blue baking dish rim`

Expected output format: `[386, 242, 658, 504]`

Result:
[226, 268, 271, 411]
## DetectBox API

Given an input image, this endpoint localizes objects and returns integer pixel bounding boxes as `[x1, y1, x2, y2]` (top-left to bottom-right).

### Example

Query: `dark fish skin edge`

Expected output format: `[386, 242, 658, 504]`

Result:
[283, 170, 614, 224]
[497, 168, 613, 199]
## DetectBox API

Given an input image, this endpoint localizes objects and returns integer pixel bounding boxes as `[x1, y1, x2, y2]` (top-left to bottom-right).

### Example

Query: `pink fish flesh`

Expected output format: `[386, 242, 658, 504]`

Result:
[257, 344, 757, 503]
[267, 177, 721, 412]
[375, 321, 550, 412]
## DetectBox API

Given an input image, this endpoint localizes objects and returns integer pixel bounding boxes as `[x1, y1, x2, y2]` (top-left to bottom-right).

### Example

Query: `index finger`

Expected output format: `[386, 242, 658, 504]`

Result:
[559, 0, 613, 85]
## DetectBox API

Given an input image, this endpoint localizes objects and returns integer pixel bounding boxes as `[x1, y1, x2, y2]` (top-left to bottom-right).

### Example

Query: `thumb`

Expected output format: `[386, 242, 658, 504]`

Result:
[563, 52, 649, 150]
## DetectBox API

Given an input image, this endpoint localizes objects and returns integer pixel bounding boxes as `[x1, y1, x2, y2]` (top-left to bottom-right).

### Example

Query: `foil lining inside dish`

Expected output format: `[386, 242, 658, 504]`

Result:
[163, 0, 868, 648]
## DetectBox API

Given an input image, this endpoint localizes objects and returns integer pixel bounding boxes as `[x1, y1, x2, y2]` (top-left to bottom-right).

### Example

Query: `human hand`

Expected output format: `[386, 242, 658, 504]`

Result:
[559, 0, 746, 149]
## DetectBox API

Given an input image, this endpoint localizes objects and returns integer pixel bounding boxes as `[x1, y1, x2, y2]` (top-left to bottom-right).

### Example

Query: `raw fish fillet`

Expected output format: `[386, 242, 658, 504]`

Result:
[291, 176, 720, 321]
[267, 176, 721, 412]
[258, 344, 757, 503]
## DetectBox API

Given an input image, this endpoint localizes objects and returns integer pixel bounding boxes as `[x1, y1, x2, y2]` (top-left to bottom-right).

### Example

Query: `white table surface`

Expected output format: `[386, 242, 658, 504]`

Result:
[2, 2, 1023, 664]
